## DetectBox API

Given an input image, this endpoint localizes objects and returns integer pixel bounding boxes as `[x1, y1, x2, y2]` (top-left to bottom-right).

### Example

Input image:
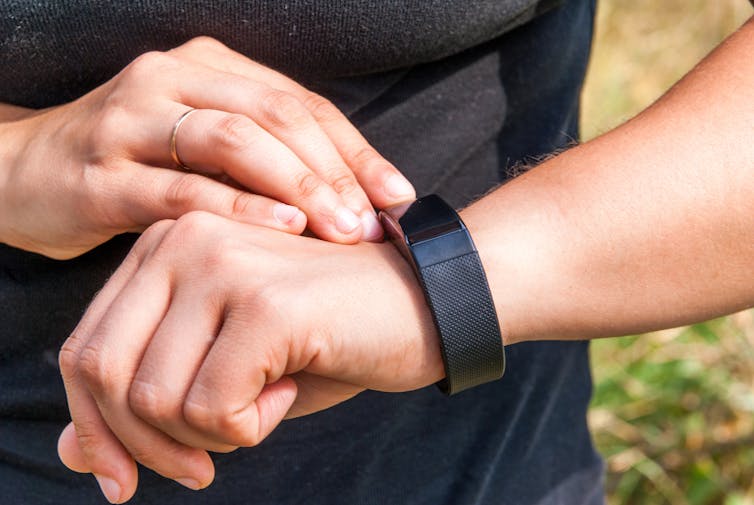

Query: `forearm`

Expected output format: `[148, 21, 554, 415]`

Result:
[463, 16, 754, 345]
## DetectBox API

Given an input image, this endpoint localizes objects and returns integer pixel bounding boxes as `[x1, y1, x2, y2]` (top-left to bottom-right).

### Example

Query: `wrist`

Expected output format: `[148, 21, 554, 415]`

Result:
[371, 240, 446, 387]
[378, 196, 505, 393]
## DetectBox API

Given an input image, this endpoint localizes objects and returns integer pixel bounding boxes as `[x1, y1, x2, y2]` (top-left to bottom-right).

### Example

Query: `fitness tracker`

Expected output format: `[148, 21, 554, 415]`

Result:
[379, 195, 505, 395]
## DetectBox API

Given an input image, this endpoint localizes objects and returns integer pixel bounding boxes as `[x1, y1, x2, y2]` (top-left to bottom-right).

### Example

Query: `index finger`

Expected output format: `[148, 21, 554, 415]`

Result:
[171, 37, 417, 210]
[58, 222, 172, 502]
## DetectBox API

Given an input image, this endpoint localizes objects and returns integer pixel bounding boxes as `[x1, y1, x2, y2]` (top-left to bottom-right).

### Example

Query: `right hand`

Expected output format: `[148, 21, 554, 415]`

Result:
[0, 36, 416, 259]
[57, 212, 442, 503]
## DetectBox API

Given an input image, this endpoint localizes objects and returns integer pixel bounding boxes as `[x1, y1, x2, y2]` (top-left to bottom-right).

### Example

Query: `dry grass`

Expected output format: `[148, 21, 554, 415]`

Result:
[581, 1, 754, 504]
[582, 0, 753, 140]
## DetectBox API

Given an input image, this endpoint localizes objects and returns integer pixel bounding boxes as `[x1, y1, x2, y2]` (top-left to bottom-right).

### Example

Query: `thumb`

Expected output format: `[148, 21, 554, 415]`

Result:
[116, 165, 307, 232]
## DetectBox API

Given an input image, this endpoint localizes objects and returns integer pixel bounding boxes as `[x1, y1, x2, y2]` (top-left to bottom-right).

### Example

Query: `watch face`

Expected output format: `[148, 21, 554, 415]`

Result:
[391, 196, 462, 243]
[379, 195, 466, 265]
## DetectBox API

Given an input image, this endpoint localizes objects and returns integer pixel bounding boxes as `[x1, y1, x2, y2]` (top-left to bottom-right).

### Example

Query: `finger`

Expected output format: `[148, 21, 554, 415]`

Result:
[60, 390, 137, 504]
[172, 38, 416, 210]
[159, 108, 364, 243]
[129, 285, 239, 452]
[311, 121, 417, 211]
[58, 222, 174, 502]
[182, 307, 298, 447]
[111, 161, 307, 234]
[78, 263, 215, 492]
[124, 57, 378, 241]
[178, 96, 383, 241]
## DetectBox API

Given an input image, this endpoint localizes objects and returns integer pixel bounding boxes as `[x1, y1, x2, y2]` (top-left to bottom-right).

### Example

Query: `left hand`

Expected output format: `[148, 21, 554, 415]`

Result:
[57, 211, 442, 503]
[1, 36, 417, 259]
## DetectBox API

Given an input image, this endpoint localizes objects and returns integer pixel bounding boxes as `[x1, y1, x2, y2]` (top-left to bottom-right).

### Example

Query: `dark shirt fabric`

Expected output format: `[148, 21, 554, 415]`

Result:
[0, 1, 604, 504]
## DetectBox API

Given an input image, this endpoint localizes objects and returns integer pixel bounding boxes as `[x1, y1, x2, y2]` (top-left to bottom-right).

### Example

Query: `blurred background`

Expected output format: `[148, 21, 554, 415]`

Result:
[580, 1, 754, 503]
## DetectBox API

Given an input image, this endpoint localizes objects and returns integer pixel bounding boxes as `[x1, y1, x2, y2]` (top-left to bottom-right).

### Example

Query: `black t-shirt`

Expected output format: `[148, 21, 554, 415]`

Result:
[0, 1, 604, 503]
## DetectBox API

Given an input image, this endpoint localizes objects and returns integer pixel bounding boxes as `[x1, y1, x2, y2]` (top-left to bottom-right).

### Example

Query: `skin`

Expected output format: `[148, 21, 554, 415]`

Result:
[45, 11, 754, 505]
[0, 37, 417, 260]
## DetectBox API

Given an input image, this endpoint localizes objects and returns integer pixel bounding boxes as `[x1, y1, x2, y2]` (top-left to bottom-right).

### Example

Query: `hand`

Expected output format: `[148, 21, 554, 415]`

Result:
[57, 212, 442, 503]
[0, 37, 415, 259]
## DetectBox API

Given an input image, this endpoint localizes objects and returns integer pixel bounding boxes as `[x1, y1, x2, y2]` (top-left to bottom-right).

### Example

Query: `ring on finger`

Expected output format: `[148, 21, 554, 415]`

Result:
[170, 108, 200, 171]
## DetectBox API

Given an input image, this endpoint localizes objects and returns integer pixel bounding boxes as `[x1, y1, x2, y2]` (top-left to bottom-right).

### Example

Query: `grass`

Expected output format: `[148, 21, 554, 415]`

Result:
[580, 1, 754, 503]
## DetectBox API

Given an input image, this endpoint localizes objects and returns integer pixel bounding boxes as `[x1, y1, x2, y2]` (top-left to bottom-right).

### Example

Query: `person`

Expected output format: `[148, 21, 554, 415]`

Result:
[3, 0, 753, 503]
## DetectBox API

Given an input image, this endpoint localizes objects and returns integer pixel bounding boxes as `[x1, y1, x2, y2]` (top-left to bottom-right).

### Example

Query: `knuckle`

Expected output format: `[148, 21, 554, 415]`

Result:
[73, 419, 109, 459]
[326, 170, 360, 196]
[183, 35, 225, 52]
[130, 439, 213, 474]
[58, 336, 84, 378]
[163, 174, 206, 212]
[126, 444, 167, 469]
[129, 219, 176, 264]
[258, 90, 310, 130]
[219, 410, 260, 447]
[173, 210, 218, 236]
[352, 146, 382, 167]
[293, 172, 325, 200]
[211, 114, 257, 154]
[212, 444, 241, 455]
[184, 398, 260, 447]
[129, 380, 173, 424]
[182, 397, 210, 429]
[138, 219, 175, 246]
[351, 146, 399, 179]
[125, 51, 178, 81]
[229, 191, 257, 218]
[78, 345, 113, 396]
[157, 211, 218, 255]
[302, 93, 341, 123]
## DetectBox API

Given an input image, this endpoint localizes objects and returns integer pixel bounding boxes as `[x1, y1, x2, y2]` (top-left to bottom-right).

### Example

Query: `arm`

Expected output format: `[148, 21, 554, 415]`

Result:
[465, 15, 754, 344]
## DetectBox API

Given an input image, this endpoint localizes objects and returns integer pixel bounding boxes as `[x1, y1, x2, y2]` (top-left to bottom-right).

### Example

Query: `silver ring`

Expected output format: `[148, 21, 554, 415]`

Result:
[169, 108, 199, 171]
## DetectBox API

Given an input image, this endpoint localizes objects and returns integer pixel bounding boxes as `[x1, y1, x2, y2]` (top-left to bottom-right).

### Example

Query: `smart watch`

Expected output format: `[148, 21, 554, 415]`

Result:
[379, 195, 505, 395]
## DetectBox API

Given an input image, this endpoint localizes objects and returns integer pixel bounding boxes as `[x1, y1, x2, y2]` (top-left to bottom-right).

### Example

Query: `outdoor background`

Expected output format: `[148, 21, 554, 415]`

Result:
[581, 1, 754, 504]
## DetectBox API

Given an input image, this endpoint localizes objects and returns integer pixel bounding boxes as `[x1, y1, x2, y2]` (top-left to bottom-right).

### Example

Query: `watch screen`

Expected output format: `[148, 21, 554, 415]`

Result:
[392, 195, 462, 244]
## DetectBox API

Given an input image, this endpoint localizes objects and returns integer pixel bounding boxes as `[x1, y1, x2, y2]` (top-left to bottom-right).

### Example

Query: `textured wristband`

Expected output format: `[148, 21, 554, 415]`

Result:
[379, 195, 505, 395]
[420, 250, 505, 394]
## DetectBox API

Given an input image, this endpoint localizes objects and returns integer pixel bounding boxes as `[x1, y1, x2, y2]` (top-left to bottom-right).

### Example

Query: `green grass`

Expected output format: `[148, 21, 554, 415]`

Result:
[581, 1, 754, 503]
[590, 316, 754, 504]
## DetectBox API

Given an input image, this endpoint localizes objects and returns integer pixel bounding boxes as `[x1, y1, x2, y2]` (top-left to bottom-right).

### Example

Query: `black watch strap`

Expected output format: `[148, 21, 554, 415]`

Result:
[419, 250, 505, 395]
[379, 195, 505, 395]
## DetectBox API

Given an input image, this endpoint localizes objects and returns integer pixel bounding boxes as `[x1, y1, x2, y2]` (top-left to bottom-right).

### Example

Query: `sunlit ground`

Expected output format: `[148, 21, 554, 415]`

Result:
[581, 1, 754, 503]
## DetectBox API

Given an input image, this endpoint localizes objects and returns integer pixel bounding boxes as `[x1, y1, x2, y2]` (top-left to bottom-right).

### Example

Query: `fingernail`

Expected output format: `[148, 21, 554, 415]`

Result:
[360, 211, 384, 242]
[94, 474, 122, 504]
[176, 477, 202, 490]
[335, 207, 361, 234]
[273, 203, 302, 225]
[384, 174, 415, 200]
